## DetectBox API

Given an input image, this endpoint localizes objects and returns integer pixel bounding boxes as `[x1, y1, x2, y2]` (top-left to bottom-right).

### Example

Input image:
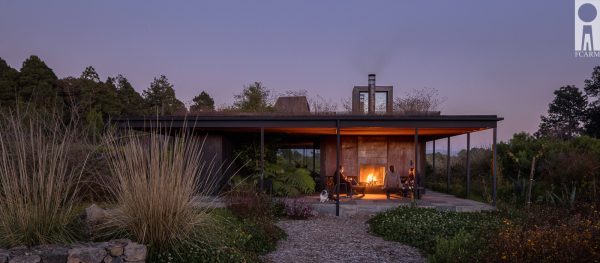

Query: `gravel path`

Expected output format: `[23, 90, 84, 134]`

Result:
[262, 215, 425, 263]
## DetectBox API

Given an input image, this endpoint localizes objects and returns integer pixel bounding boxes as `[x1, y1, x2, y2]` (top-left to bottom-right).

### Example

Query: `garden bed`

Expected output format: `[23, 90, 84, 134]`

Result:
[367, 205, 600, 263]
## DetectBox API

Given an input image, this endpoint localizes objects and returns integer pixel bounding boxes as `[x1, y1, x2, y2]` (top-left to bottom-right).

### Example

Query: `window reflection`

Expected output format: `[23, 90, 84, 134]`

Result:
[375, 92, 387, 113]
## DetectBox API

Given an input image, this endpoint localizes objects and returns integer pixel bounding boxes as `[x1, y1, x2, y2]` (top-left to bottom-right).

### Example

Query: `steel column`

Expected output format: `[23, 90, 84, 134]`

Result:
[312, 145, 316, 172]
[335, 120, 341, 216]
[493, 127, 497, 207]
[414, 128, 420, 198]
[447, 137, 451, 193]
[260, 127, 265, 192]
[466, 133, 471, 199]
[432, 140, 436, 182]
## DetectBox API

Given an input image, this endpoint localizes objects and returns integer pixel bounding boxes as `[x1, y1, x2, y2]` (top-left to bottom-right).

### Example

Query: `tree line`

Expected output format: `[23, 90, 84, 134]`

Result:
[0, 55, 323, 118]
[1, 55, 451, 121]
[0, 55, 220, 116]
[536, 66, 600, 139]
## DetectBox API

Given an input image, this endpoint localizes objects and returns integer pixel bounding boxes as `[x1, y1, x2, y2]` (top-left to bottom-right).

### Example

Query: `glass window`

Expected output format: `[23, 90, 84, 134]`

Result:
[375, 92, 387, 113]
[359, 92, 368, 113]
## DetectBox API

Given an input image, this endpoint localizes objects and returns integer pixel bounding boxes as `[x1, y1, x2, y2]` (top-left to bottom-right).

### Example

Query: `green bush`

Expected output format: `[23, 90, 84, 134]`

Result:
[271, 167, 315, 197]
[427, 134, 600, 207]
[370, 205, 600, 262]
[152, 208, 286, 263]
[428, 230, 478, 263]
[367, 207, 500, 255]
[270, 198, 286, 218]
[153, 240, 250, 263]
[242, 219, 286, 254]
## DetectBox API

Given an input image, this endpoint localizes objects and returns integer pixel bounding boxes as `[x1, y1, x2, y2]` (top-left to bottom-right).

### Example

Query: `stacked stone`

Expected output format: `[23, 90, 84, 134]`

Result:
[0, 239, 146, 263]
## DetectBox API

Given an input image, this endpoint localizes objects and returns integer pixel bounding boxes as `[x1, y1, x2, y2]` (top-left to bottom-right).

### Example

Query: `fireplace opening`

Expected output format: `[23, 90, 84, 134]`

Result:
[359, 165, 386, 186]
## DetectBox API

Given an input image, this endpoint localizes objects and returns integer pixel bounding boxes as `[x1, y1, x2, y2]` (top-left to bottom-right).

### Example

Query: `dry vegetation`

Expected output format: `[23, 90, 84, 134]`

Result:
[100, 128, 222, 252]
[0, 110, 86, 247]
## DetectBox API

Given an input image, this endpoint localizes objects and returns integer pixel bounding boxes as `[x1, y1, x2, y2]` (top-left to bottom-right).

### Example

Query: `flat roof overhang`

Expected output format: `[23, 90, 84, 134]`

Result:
[112, 114, 502, 140]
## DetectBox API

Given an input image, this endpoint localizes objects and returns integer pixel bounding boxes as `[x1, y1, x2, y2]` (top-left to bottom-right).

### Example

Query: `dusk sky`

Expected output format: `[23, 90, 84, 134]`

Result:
[1, 0, 597, 149]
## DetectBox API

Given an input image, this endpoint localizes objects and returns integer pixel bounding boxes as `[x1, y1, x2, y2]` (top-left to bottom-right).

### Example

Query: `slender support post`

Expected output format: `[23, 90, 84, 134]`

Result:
[447, 137, 451, 193]
[432, 140, 436, 183]
[303, 148, 307, 167]
[466, 133, 471, 199]
[260, 127, 265, 192]
[414, 128, 420, 198]
[492, 127, 497, 207]
[335, 120, 341, 216]
[312, 144, 316, 172]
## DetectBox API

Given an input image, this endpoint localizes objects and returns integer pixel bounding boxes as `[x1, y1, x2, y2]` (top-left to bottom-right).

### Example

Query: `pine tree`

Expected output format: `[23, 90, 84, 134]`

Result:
[190, 91, 215, 112]
[80, 66, 100, 82]
[17, 55, 62, 109]
[584, 66, 600, 138]
[536, 86, 588, 139]
[231, 82, 273, 112]
[0, 57, 19, 107]
[142, 75, 186, 115]
[115, 74, 146, 116]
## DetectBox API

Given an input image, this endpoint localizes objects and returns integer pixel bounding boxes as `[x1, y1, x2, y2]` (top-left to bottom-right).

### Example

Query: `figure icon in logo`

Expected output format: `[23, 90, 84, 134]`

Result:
[579, 3, 598, 51]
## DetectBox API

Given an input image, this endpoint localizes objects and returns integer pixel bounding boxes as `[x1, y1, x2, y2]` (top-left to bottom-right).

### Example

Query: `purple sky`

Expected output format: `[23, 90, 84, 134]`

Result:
[1, 0, 598, 150]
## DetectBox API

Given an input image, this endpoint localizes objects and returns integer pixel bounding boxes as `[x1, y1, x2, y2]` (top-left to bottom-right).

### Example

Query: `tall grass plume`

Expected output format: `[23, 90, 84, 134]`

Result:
[101, 128, 223, 254]
[0, 110, 84, 247]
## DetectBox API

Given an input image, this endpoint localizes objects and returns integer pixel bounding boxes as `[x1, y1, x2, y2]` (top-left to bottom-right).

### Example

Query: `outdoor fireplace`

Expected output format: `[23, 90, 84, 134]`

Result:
[359, 165, 385, 186]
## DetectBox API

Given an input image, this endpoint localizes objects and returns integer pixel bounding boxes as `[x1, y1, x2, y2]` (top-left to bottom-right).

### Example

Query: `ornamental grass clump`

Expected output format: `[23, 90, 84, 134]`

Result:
[101, 128, 222, 256]
[0, 111, 85, 247]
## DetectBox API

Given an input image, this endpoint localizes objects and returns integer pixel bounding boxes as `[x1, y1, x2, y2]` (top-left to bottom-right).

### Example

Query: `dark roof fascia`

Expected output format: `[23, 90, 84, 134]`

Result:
[112, 115, 503, 129]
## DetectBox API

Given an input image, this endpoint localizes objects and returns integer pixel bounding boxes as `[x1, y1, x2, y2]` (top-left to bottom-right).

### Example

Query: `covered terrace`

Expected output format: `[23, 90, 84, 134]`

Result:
[113, 113, 503, 216]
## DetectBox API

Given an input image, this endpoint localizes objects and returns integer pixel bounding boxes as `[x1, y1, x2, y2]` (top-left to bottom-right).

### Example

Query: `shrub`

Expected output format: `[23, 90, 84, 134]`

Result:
[282, 199, 314, 220]
[270, 166, 315, 197]
[226, 188, 274, 220]
[368, 207, 500, 255]
[0, 111, 86, 247]
[241, 219, 286, 254]
[152, 209, 285, 263]
[271, 198, 286, 218]
[428, 230, 479, 263]
[101, 129, 221, 256]
[371, 206, 600, 262]
[486, 205, 600, 263]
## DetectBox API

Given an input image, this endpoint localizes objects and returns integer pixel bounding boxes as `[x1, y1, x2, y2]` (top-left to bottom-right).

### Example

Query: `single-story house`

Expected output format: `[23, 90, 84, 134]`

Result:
[113, 74, 503, 215]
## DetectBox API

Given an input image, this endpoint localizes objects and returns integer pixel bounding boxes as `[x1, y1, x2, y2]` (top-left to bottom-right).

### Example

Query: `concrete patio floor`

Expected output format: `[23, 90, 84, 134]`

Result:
[302, 190, 495, 216]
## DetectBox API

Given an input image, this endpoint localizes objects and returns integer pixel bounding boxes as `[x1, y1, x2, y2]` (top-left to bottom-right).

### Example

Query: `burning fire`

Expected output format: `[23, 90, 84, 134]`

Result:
[360, 165, 385, 185]
[367, 174, 375, 184]
[366, 173, 379, 185]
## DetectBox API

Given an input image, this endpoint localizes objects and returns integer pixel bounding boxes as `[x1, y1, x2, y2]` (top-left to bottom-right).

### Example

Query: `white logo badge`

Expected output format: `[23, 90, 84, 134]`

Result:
[575, 0, 600, 57]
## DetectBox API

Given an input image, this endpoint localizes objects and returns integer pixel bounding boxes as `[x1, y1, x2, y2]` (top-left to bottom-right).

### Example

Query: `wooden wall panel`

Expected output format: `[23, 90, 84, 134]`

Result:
[358, 136, 388, 166]
[387, 137, 412, 177]
[341, 136, 358, 177]
[320, 136, 337, 182]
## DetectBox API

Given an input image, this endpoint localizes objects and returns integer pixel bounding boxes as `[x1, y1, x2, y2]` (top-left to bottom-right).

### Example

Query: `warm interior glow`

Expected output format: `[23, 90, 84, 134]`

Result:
[360, 165, 385, 186]
[366, 174, 374, 184]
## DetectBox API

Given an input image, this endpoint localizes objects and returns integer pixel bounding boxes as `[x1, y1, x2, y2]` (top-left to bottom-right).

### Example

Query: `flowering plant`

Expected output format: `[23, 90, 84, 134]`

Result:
[282, 199, 314, 220]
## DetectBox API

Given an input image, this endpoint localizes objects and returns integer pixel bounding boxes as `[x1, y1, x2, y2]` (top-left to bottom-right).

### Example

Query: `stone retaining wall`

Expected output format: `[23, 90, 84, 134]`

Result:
[0, 239, 146, 263]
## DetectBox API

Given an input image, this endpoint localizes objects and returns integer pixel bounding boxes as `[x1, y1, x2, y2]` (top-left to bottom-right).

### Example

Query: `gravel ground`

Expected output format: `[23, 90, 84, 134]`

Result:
[262, 215, 425, 263]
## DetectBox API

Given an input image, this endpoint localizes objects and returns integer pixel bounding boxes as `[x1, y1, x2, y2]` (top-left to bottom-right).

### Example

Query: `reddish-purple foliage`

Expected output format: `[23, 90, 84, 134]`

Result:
[283, 199, 314, 220]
